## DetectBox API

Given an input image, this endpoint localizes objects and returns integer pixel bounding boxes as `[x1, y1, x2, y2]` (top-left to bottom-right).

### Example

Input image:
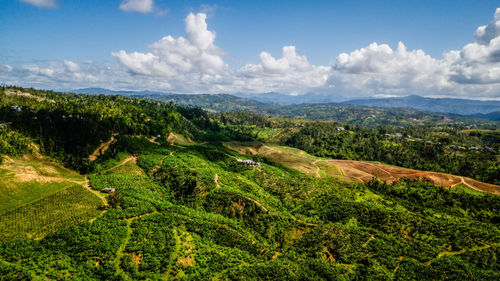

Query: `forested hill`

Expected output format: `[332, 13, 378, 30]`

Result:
[132, 93, 267, 113]
[72, 88, 498, 126]
[468, 111, 500, 121]
[0, 86, 228, 172]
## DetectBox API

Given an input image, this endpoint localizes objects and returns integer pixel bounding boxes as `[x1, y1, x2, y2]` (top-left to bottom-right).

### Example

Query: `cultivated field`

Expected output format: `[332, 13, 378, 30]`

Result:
[0, 155, 104, 240]
[0, 184, 103, 241]
[0, 155, 86, 214]
[224, 142, 500, 195]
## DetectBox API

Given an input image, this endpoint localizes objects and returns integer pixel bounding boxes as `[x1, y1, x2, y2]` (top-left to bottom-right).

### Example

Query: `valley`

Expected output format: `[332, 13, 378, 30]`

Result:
[0, 87, 498, 280]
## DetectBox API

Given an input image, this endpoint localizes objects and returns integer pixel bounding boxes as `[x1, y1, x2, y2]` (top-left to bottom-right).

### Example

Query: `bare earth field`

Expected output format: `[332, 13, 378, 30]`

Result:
[224, 142, 500, 195]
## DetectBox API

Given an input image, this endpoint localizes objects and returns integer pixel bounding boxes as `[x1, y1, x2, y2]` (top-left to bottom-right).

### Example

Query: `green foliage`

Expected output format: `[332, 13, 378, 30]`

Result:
[0, 127, 33, 156]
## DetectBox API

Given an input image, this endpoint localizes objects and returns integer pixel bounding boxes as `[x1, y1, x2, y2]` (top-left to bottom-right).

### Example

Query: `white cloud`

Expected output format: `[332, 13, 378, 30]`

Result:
[63, 60, 80, 72]
[232, 46, 330, 93]
[474, 8, 500, 45]
[445, 9, 500, 87]
[327, 42, 450, 97]
[113, 13, 225, 78]
[120, 0, 154, 13]
[111, 13, 329, 94]
[0, 64, 13, 72]
[19, 0, 56, 8]
[321, 8, 500, 99]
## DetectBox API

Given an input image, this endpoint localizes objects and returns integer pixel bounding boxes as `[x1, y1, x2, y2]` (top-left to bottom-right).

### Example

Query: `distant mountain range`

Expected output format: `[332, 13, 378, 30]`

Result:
[71, 88, 500, 120]
[72, 88, 166, 96]
[232, 92, 341, 105]
[342, 95, 500, 115]
[467, 111, 500, 121]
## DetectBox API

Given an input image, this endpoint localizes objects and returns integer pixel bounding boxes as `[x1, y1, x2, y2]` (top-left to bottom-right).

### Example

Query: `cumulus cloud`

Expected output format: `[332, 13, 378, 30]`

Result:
[110, 13, 329, 93]
[474, 8, 500, 45]
[63, 60, 80, 72]
[120, 0, 154, 13]
[112, 13, 225, 79]
[321, 8, 500, 99]
[233, 46, 330, 93]
[444, 8, 500, 87]
[19, 0, 56, 8]
[328, 42, 450, 96]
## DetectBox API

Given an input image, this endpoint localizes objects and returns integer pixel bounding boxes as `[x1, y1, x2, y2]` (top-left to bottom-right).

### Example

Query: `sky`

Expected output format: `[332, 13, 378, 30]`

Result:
[2, 0, 500, 100]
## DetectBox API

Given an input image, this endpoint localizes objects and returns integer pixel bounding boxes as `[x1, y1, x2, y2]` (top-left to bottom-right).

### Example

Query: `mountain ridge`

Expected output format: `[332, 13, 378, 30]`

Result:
[343, 95, 500, 115]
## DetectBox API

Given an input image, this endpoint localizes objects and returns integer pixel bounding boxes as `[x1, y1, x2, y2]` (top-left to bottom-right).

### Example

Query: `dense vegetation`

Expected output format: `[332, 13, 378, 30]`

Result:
[2, 136, 499, 280]
[0, 87, 499, 280]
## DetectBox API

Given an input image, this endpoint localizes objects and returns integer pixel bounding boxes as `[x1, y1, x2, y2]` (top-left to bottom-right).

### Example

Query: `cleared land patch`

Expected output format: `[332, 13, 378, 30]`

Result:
[224, 142, 500, 195]
[167, 132, 195, 146]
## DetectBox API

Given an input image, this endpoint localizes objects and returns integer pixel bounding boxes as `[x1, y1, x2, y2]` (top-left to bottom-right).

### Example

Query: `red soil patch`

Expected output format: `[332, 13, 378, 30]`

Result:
[328, 160, 500, 195]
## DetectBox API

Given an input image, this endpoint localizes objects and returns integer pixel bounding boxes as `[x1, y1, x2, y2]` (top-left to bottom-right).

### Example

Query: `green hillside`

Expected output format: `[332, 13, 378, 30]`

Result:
[0, 87, 499, 280]
[1, 136, 498, 280]
[134, 93, 267, 113]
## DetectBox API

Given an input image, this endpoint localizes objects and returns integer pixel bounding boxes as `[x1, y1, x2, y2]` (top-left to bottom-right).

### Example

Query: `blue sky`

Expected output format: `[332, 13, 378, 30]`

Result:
[2, 0, 500, 99]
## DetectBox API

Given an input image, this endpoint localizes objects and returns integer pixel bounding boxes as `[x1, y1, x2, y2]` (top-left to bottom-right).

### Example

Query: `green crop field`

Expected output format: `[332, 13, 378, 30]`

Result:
[0, 156, 85, 214]
[0, 184, 103, 241]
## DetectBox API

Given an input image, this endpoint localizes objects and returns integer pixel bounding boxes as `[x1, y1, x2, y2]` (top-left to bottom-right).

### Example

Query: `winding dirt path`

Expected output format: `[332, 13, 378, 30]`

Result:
[84, 176, 108, 206]
[214, 174, 220, 188]
[89, 136, 116, 161]
[451, 176, 479, 192]
[114, 211, 158, 279]
[116, 155, 137, 167]
[312, 160, 322, 178]
[148, 136, 160, 145]
[241, 195, 269, 212]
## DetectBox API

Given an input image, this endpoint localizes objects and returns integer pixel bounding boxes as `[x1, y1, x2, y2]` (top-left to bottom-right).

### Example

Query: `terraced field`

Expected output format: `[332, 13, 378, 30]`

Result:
[224, 142, 500, 195]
